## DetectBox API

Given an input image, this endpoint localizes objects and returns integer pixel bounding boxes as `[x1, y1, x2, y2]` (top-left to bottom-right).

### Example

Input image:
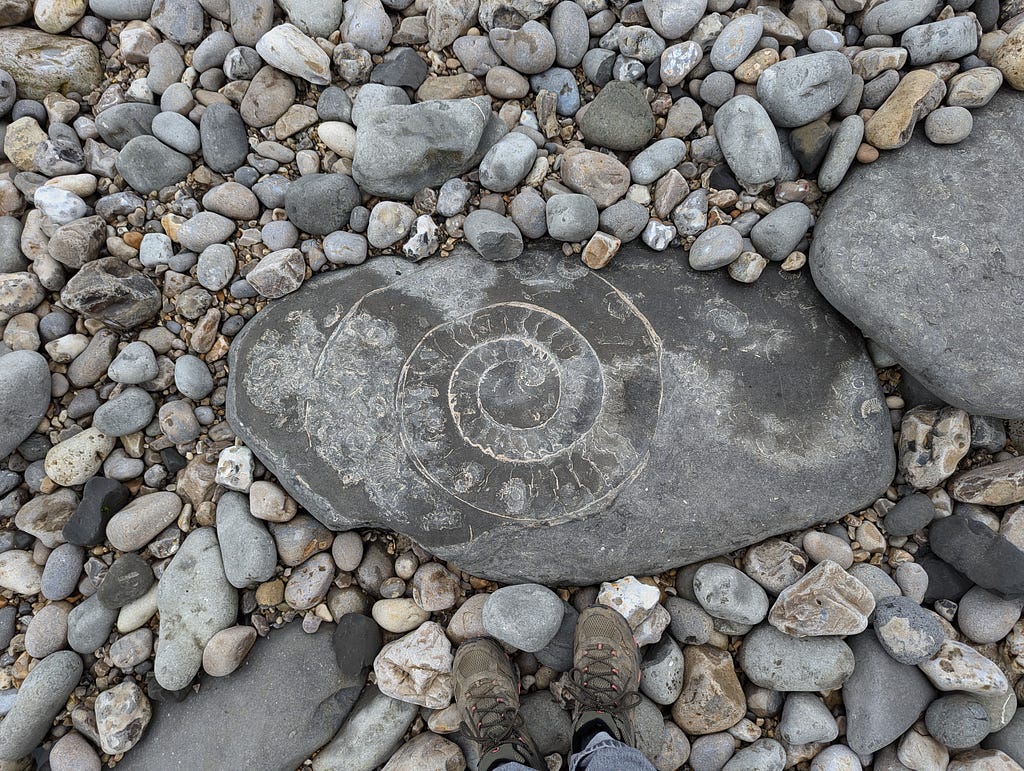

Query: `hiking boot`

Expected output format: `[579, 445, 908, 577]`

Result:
[565, 605, 642, 753]
[453, 638, 545, 771]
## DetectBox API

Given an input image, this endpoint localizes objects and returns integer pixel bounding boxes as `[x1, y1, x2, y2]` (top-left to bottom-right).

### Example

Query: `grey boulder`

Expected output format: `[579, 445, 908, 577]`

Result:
[352, 96, 506, 199]
[810, 93, 1024, 418]
[756, 52, 853, 128]
[118, 622, 364, 771]
[227, 242, 893, 585]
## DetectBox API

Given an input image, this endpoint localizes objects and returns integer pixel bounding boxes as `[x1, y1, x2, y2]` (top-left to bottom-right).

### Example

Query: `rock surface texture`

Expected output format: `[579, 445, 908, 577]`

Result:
[810, 94, 1024, 418]
[228, 243, 893, 584]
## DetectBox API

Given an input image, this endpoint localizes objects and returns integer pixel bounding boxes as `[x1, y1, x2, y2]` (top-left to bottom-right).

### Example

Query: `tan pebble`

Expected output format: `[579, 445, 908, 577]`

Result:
[992, 25, 1024, 90]
[864, 70, 946, 151]
[856, 143, 879, 163]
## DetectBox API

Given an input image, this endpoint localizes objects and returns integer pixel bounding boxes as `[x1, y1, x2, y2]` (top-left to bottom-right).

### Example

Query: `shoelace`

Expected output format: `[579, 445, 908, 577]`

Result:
[564, 644, 642, 719]
[460, 681, 531, 757]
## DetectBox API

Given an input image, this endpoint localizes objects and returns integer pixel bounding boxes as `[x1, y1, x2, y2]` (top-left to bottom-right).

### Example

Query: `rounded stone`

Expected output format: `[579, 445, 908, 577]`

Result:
[924, 105, 973, 145]
[926, 693, 991, 750]
[578, 81, 656, 151]
[284, 173, 361, 236]
[545, 193, 599, 242]
[872, 595, 945, 665]
[689, 225, 743, 270]
[693, 563, 769, 625]
[482, 584, 564, 652]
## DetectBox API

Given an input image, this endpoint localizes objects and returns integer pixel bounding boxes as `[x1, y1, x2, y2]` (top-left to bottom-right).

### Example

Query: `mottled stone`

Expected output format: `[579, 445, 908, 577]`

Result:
[672, 645, 745, 735]
[227, 243, 893, 584]
[811, 94, 1024, 418]
[768, 560, 875, 637]
[0, 28, 101, 100]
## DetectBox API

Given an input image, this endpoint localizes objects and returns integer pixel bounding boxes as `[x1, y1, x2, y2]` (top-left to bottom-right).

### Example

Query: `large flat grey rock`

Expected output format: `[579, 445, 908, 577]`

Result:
[227, 243, 894, 585]
[810, 92, 1024, 418]
[119, 622, 362, 771]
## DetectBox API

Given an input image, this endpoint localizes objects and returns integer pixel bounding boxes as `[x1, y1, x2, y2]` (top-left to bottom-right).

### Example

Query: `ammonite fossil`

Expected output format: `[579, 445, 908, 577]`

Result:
[227, 243, 894, 584]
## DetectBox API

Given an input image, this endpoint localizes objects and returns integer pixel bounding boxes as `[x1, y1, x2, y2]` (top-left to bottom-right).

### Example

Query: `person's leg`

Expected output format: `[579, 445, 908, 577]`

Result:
[563, 606, 656, 771]
[453, 637, 546, 771]
[567, 730, 656, 771]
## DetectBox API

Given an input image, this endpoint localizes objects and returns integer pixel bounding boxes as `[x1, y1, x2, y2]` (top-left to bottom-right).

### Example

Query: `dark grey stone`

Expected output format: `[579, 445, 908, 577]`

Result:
[95, 103, 161, 150]
[118, 621, 364, 771]
[930, 513, 1024, 597]
[577, 80, 655, 151]
[984, 709, 1024, 765]
[535, 601, 577, 672]
[226, 243, 894, 584]
[200, 103, 249, 174]
[919, 552, 973, 603]
[97, 553, 154, 609]
[351, 96, 506, 200]
[872, 595, 945, 665]
[370, 47, 429, 89]
[0, 351, 50, 461]
[63, 476, 130, 547]
[284, 173, 361, 236]
[926, 694, 991, 750]
[115, 135, 193, 194]
[884, 492, 935, 536]
[60, 256, 162, 329]
[810, 93, 1024, 419]
[333, 613, 382, 687]
[843, 631, 936, 755]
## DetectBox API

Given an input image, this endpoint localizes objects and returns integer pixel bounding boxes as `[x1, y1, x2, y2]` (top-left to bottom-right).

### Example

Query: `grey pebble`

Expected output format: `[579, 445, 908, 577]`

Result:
[777, 692, 839, 745]
[285, 552, 335, 610]
[665, 596, 714, 645]
[710, 14, 763, 72]
[41, 543, 84, 601]
[884, 493, 935, 536]
[25, 602, 70, 659]
[714, 95, 781, 189]
[722, 738, 785, 771]
[151, 112, 200, 155]
[197, 244, 237, 291]
[216, 491, 277, 589]
[107, 343, 159, 386]
[690, 733, 736, 771]
[284, 173, 361, 236]
[902, 16, 979, 66]
[67, 594, 118, 654]
[0, 651, 82, 762]
[629, 138, 686, 185]
[689, 225, 743, 270]
[756, 52, 852, 128]
[482, 584, 564, 652]
[489, 21, 556, 75]
[750, 202, 811, 262]
[737, 623, 854, 691]
[508, 188, 548, 240]
[957, 586, 1023, 644]
[872, 595, 945, 665]
[817, 115, 864, 193]
[600, 199, 648, 242]
[693, 563, 769, 625]
[93, 387, 155, 437]
[545, 193, 599, 242]
[97, 552, 154, 609]
[924, 105, 973, 145]
[478, 132, 537, 193]
[640, 635, 685, 705]
[550, 1, 588, 67]
[926, 693, 991, 750]
[464, 209, 524, 261]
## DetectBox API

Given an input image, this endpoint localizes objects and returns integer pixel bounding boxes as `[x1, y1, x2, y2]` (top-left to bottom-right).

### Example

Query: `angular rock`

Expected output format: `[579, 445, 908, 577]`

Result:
[928, 513, 1024, 597]
[864, 69, 946, 151]
[810, 94, 1024, 418]
[899, 406, 971, 489]
[61, 256, 162, 329]
[671, 645, 744, 735]
[226, 243, 894, 584]
[352, 97, 505, 199]
[118, 622, 364, 771]
[950, 456, 1024, 506]
[373, 621, 453, 708]
[768, 560, 875, 637]
[0, 28, 101, 100]
[95, 680, 151, 754]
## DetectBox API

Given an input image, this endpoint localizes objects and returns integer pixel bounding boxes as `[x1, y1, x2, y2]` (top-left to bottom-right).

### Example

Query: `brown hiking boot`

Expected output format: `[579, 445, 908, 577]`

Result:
[453, 638, 545, 771]
[565, 605, 642, 753]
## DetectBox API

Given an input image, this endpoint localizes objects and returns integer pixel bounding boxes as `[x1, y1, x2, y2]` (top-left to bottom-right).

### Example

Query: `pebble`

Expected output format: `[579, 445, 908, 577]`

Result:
[341, 0, 392, 54]
[778, 693, 839, 745]
[689, 225, 743, 270]
[578, 81, 656, 152]
[202, 625, 257, 676]
[802, 531, 854, 568]
[864, 69, 946, 151]
[109, 627, 153, 668]
[482, 583, 564, 652]
[44, 427, 115, 487]
[884, 493, 934, 535]
[750, 202, 811, 262]
[41, 543, 84, 601]
[0, 651, 82, 762]
[690, 733, 737, 771]
[464, 209, 524, 261]
[115, 135, 193, 194]
[374, 621, 453, 708]
[285, 552, 335, 610]
[902, 16, 979, 66]
[489, 21, 556, 75]
[723, 738, 785, 771]
[768, 560, 875, 636]
[924, 105, 973, 145]
[643, 0, 706, 38]
[551, 1, 588, 67]
[367, 202, 416, 249]
[255, 23, 330, 85]
[817, 114, 864, 193]
[843, 632, 937, 755]
[25, 602, 70, 659]
[756, 52, 852, 128]
[216, 491, 276, 589]
[957, 586, 1022, 644]
[711, 14, 763, 71]
[920, 639, 1010, 696]
[48, 731, 101, 771]
[285, 173, 361, 235]
[93, 387, 155, 437]
[155, 527, 237, 690]
[97, 552, 153, 609]
[323, 232, 367, 266]
[947, 67, 1003, 108]
[312, 686, 419, 771]
[737, 623, 854, 691]
[693, 563, 769, 625]
[95, 680, 151, 754]
[926, 694, 992, 750]
[809, 744, 862, 770]
[561, 147, 631, 209]
[630, 138, 687, 185]
[640, 635, 685, 705]
[0, 350, 50, 460]
[546, 193, 599, 242]
[714, 95, 782, 189]
[372, 598, 430, 633]
[672, 644, 745, 735]
[742, 538, 807, 595]
[660, 41, 703, 86]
